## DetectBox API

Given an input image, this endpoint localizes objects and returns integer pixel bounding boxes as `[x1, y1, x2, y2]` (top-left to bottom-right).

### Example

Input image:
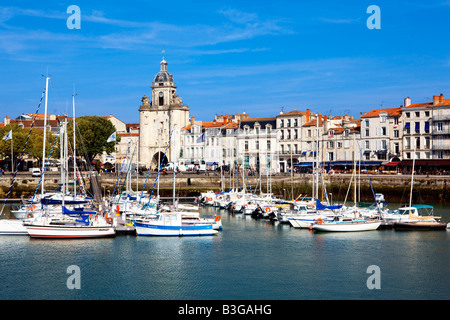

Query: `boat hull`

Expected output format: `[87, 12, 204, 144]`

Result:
[0, 220, 28, 235]
[288, 215, 335, 229]
[24, 224, 116, 239]
[313, 220, 381, 232]
[134, 221, 218, 236]
[393, 221, 447, 231]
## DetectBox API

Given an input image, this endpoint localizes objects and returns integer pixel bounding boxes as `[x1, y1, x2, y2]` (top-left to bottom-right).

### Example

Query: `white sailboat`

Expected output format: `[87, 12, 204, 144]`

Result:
[312, 137, 381, 232]
[391, 144, 446, 230]
[24, 96, 115, 239]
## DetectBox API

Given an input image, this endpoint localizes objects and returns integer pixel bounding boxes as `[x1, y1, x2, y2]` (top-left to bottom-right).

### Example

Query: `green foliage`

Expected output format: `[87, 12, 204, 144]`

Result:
[0, 124, 53, 166]
[66, 116, 118, 163]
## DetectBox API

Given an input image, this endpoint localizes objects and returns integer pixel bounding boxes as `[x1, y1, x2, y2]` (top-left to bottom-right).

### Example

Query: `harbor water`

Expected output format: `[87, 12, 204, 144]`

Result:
[0, 203, 449, 300]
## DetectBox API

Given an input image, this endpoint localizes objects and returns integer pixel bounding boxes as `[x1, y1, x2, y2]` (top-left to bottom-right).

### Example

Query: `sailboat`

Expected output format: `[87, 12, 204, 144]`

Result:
[392, 145, 446, 231]
[312, 136, 381, 232]
[24, 94, 115, 239]
[133, 126, 220, 236]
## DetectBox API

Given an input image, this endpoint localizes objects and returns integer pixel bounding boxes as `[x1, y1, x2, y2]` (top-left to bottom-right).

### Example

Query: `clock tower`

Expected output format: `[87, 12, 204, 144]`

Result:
[139, 58, 190, 169]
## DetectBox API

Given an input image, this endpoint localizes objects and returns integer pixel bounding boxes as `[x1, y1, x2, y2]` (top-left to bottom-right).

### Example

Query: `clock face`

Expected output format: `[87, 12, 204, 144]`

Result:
[159, 92, 164, 97]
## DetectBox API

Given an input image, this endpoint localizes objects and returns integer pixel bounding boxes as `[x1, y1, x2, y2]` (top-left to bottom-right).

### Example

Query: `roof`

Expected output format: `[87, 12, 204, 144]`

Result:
[182, 121, 230, 131]
[361, 107, 402, 118]
[240, 117, 276, 129]
[276, 110, 306, 117]
[403, 100, 450, 109]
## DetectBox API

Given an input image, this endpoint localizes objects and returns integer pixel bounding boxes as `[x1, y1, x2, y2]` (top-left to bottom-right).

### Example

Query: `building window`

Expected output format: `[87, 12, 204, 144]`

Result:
[405, 112, 410, 118]
[365, 129, 369, 137]
[394, 130, 399, 138]
[415, 122, 420, 133]
[394, 117, 399, 125]
[159, 92, 164, 105]
[381, 127, 387, 135]
[255, 141, 259, 150]
[415, 112, 420, 117]
[437, 122, 443, 131]
[245, 141, 248, 151]
[365, 140, 370, 149]
[267, 140, 271, 151]
[394, 143, 399, 155]
[327, 152, 334, 161]
[365, 120, 370, 127]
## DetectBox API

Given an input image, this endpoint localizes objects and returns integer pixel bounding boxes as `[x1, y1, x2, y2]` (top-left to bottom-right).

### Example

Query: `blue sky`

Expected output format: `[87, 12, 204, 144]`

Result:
[1, 0, 450, 124]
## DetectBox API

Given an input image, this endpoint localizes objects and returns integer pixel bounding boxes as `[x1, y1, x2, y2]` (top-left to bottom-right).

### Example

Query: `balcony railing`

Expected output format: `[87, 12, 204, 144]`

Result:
[432, 114, 450, 121]
[431, 144, 450, 150]
[431, 128, 450, 135]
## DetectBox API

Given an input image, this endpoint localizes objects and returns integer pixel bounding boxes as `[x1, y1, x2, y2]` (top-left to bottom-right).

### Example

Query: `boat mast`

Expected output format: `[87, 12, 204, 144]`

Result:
[72, 91, 76, 198]
[172, 125, 177, 207]
[409, 138, 417, 219]
[353, 133, 357, 217]
[41, 76, 49, 197]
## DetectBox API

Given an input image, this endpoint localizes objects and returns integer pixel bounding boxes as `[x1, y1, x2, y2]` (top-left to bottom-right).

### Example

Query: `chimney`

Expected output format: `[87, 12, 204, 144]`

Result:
[439, 93, 445, 103]
[404, 97, 411, 107]
[433, 95, 439, 105]
[191, 116, 195, 126]
[306, 109, 310, 123]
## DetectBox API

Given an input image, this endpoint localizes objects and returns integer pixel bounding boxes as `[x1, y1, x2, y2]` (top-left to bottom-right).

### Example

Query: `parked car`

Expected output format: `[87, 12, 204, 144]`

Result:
[31, 168, 41, 177]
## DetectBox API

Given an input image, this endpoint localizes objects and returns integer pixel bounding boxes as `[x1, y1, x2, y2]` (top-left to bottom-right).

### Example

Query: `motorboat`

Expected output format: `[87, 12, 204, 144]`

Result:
[133, 211, 218, 236]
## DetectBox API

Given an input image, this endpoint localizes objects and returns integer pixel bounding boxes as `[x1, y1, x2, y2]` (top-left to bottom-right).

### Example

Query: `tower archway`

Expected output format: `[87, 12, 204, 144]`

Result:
[151, 151, 168, 170]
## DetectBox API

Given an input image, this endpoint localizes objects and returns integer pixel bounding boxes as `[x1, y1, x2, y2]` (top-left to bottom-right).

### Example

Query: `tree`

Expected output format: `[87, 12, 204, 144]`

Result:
[66, 116, 118, 164]
[27, 128, 55, 166]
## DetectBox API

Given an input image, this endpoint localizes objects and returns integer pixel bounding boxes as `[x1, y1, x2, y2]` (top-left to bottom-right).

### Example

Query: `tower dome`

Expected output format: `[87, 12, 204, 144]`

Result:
[154, 57, 174, 83]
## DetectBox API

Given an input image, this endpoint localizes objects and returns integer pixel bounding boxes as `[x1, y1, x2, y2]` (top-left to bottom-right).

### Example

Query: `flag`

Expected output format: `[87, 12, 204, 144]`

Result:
[2, 130, 12, 141]
[107, 132, 116, 143]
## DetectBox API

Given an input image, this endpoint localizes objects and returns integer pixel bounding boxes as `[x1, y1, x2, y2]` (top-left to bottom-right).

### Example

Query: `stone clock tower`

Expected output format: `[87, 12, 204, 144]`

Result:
[139, 58, 190, 169]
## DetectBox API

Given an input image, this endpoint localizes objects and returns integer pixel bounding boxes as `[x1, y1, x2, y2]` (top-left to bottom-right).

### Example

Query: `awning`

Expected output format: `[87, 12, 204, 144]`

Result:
[295, 162, 313, 167]
[384, 162, 400, 167]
